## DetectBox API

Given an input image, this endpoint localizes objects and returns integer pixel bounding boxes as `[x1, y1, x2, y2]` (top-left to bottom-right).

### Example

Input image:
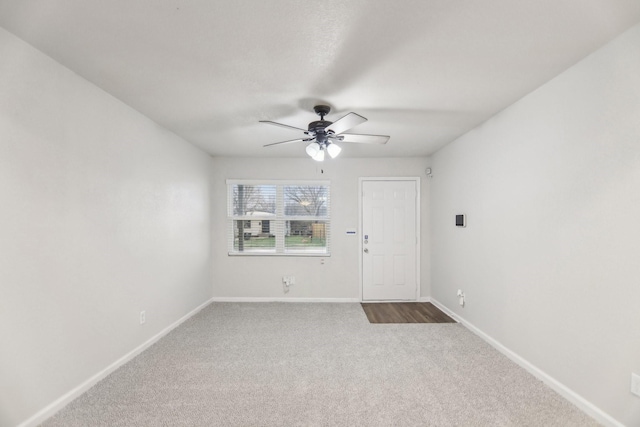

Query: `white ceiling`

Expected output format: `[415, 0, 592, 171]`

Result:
[1, 1, 639, 158]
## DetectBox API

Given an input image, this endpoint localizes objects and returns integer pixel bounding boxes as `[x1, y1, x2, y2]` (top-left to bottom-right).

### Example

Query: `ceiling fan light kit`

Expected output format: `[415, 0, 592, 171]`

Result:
[306, 142, 333, 161]
[326, 143, 341, 158]
[261, 105, 389, 161]
[313, 148, 325, 162]
[305, 142, 320, 157]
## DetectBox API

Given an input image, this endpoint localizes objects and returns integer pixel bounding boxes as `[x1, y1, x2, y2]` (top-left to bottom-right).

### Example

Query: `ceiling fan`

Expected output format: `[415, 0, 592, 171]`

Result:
[260, 105, 390, 161]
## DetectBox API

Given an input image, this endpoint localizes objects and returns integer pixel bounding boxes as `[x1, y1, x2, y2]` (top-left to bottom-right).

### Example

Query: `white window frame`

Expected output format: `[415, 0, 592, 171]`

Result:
[227, 179, 331, 256]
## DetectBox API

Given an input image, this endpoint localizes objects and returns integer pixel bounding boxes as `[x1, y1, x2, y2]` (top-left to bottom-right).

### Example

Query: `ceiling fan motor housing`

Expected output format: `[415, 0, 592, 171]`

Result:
[308, 120, 332, 133]
[308, 121, 333, 145]
[309, 105, 333, 144]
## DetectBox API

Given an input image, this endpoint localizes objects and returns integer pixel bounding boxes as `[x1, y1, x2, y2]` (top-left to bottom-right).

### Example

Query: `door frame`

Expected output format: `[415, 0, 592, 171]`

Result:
[358, 177, 421, 302]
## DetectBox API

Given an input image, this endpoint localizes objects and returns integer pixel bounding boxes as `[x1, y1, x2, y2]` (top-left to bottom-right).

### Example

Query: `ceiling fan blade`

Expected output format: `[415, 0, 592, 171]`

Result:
[263, 138, 310, 147]
[260, 120, 308, 133]
[325, 112, 367, 135]
[337, 133, 390, 144]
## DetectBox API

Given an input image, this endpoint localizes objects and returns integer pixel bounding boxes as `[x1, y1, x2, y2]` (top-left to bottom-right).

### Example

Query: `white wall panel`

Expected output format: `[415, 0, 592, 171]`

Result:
[0, 27, 212, 427]
[210, 158, 430, 300]
[430, 23, 640, 426]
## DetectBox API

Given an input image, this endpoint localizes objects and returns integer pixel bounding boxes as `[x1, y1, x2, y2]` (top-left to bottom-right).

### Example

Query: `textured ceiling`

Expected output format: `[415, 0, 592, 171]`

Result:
[1, 0, 639, 158]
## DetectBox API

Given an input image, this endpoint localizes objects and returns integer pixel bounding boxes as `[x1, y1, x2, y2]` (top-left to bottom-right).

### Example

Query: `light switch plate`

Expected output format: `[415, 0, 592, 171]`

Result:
[631, 373, 640, 397]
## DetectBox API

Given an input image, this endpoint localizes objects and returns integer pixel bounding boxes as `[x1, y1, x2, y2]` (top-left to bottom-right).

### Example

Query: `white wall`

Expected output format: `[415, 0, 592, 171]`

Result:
[0, 27, 212, 426]
[430, 23, 640, 426]
[211, 157, 430, 300]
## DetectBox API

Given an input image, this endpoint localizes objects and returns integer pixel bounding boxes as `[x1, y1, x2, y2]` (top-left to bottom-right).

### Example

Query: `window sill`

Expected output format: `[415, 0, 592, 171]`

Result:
[228, 251, 331, 257]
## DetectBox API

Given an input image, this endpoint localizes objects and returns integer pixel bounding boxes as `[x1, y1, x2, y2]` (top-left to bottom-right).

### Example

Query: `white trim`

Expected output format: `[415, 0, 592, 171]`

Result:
[358, 177, 422, 182]
[227, 251, 331, 257]
[361, 299, 430, 303]
[17, 298, 214, 427]
[359, 177, 421, 302]
[417, 296, 431, 302]
[429, 298, 624, 427]
[226, 179, 330, 186]
[358, 179, 363, 301]
[211, 297, 360, 303]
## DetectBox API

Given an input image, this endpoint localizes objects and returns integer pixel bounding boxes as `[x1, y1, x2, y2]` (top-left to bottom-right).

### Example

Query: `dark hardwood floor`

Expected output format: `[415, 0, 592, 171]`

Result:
[361, 302, 456, 324]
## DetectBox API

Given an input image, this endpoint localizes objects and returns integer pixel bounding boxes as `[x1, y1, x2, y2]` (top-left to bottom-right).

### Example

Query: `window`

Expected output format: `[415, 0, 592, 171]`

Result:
[227, 180, 330, 256]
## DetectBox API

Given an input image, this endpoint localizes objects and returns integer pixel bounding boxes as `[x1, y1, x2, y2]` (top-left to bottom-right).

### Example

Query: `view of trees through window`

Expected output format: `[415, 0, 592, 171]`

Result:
[228, 182, 329, 255]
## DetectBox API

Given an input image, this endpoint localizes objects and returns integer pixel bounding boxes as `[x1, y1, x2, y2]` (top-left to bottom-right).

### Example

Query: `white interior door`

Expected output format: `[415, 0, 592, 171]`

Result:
[362, 179, 418, 301]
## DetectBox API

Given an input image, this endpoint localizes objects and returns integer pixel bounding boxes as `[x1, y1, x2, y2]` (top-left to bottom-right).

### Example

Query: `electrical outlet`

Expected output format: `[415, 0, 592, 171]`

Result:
[139, 311, 146, 325]
[282, 276, 295, 286]
[632, 373, 640, 397]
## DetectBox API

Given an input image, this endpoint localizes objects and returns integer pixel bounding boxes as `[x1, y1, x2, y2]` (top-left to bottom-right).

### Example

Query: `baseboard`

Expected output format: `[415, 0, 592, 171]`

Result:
[429, 298, 623, 427]
[211, 297, 360, 303]
[211, 297, 432, 303]
[17, 297, 214, 427]
[361, 297, 431, 303]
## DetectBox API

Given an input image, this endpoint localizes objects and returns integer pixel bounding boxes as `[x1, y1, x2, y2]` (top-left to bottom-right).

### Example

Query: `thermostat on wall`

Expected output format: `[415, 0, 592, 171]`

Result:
[455, 214, 466, 227]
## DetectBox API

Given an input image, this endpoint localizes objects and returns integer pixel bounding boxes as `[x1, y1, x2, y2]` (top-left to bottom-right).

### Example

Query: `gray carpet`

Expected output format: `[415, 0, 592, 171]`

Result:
[43, 303, 599, 426]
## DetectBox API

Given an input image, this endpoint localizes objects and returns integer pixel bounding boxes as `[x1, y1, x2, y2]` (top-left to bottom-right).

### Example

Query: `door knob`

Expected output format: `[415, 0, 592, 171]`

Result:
[363, 248, 369, 253]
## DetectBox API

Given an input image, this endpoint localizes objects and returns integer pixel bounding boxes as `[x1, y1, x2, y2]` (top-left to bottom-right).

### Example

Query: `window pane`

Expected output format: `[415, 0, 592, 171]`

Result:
[233, 220, 275, 252]
[285, 221, 328, 253]
[227, 181, 330, 256]
[232, 184, 276, 216]
[284, 186, 328, 217]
